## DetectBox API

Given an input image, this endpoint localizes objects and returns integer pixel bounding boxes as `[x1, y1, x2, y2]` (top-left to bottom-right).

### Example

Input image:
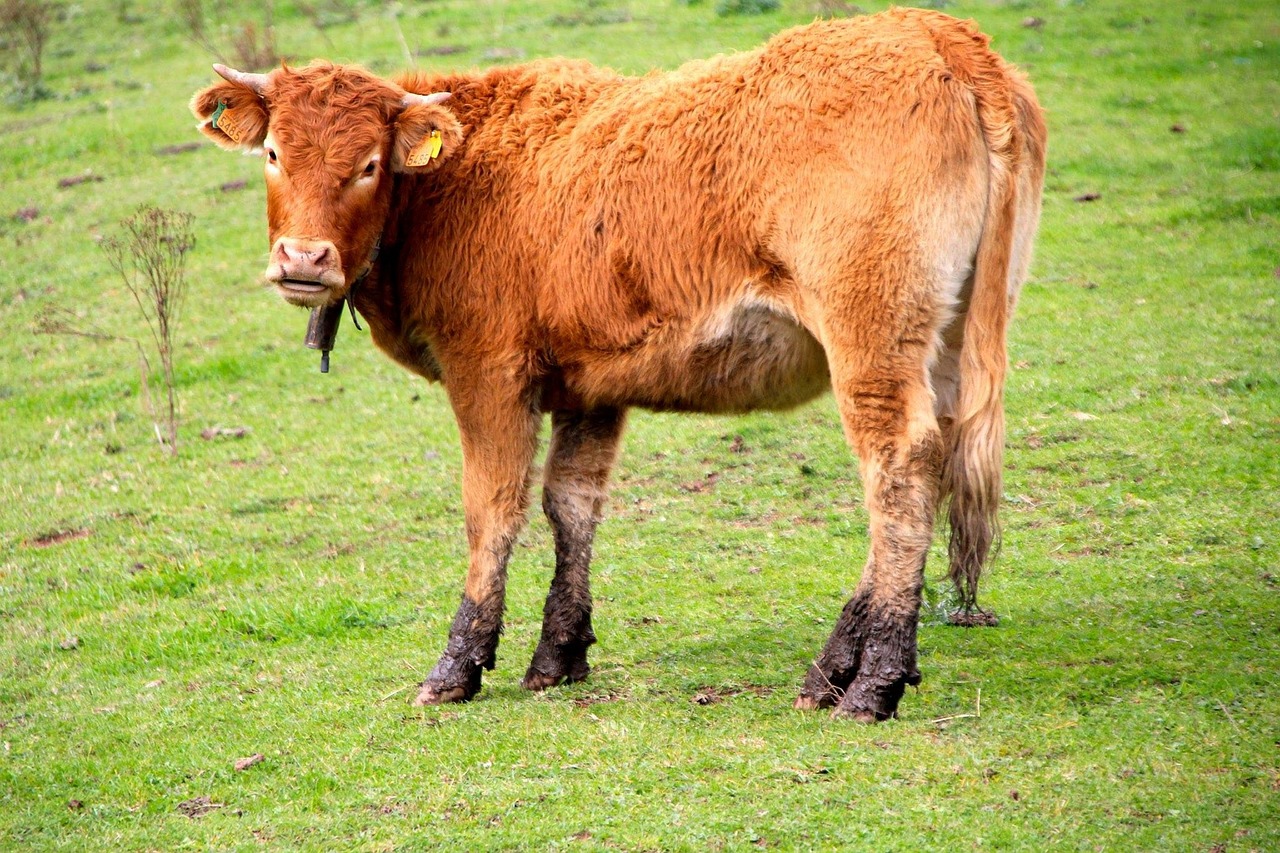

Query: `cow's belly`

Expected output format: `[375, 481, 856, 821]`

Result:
[565, 299, 831, 414]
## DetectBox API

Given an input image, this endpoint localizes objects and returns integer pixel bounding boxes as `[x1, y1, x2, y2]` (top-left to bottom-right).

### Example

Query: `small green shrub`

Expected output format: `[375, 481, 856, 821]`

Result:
[715, 0, 779, 17]
[0, 0, 53, 103]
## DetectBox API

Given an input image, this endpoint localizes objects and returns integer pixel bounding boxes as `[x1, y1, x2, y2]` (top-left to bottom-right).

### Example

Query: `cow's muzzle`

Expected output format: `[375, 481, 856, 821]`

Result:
[266, 237, 345, 306]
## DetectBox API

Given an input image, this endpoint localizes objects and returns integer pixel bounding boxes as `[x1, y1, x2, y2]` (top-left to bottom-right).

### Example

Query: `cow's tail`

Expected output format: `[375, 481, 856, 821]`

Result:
[930, 17, 1044, 614]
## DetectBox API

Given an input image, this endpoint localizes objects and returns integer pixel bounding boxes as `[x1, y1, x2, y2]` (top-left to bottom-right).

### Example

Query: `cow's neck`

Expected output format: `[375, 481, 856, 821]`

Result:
[348, 237, 444, 382]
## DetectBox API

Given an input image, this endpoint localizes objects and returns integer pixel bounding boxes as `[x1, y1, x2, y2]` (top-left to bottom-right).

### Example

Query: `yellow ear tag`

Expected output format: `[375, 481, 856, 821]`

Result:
[211, 101, 246, 144]
[407, 129, 444, 168]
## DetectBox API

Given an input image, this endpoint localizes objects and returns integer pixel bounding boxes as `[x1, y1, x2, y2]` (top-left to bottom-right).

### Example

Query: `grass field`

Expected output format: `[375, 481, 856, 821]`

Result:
[2, 0, 1278, 848]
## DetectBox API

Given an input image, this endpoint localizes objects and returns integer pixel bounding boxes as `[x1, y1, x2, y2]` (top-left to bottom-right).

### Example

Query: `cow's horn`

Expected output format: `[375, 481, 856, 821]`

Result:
[402, 91, 452, 108]
[213, 63, 269, 94]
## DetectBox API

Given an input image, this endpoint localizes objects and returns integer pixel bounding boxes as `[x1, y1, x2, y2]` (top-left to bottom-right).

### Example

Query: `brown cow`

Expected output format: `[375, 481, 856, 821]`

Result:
[191, 8, 1045, 721]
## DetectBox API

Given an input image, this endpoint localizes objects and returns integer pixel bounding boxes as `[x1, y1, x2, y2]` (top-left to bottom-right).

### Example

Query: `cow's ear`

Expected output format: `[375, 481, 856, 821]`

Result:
[190, 81, 269, 150]
[393, 103, 464, 174]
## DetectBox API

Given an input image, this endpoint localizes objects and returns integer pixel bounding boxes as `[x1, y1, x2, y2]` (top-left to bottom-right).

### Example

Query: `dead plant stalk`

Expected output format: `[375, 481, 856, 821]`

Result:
[101, 206, 195, 455]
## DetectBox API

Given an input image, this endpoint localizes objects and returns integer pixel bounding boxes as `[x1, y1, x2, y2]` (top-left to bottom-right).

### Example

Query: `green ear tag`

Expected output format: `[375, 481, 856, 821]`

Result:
[210, 100, 227, 130]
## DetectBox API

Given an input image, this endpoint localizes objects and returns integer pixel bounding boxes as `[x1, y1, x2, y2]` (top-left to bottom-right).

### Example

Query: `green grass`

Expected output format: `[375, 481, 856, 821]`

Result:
[2, 0, 1278, 848]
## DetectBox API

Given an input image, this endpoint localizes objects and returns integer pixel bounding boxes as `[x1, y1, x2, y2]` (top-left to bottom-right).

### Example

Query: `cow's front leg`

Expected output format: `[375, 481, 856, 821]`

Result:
[414, 382, 540, 705]
[522, 408, 626, 691]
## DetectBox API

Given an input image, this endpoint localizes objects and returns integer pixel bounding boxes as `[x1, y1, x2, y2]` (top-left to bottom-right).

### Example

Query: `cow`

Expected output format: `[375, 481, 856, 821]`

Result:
[191, 7, 1046, 721]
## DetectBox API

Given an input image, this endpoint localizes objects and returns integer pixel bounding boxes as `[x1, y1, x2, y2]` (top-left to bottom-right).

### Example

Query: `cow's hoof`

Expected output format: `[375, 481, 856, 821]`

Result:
[521, 641, 591, 692]
[793, 694, 835, 711]
[521, 670, 564, 692]
[831, 706, 883, 724]
[831, 690, 897, 723]
[796, 663, 851, 711]
[520, 661, 589, 692]
[411, 682, 472, 706]
[830, 668, 919, 722]
[947, 608, 999, 628]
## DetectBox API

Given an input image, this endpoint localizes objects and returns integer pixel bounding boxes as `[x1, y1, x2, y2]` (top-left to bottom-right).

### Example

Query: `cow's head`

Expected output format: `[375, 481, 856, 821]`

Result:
[190, 62, 462, 308]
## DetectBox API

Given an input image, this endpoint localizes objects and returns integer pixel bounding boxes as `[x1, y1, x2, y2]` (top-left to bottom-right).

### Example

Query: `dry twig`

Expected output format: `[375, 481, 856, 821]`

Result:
[101, 206, 195, 455]
[933, 688, 982, 725]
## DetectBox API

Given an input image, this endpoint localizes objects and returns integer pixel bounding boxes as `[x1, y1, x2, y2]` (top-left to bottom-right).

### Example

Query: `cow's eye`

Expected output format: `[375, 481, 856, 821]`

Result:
[266, 148, 277, 163]
[363, 161, 377, 177]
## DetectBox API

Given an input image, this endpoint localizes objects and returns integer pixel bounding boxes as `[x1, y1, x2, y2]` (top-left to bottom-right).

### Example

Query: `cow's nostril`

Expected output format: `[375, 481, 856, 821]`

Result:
[278, 241, 303, 264]
[273, 239, 337, 278]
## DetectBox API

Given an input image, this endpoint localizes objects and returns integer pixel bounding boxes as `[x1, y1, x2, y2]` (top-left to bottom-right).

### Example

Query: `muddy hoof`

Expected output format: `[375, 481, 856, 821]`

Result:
[796, 662, 852, 711]
[831, 691, 898, 722]
[793, 693, 837, 711]
[522, 641, 591, 692]
[947, 608, 999, 627]
[832, 668, 918, 722]
[411, 682, 473, 706]
[521, 670, 565, 692]
[521, 659, 589, 692]
[831, 706, 883, 724]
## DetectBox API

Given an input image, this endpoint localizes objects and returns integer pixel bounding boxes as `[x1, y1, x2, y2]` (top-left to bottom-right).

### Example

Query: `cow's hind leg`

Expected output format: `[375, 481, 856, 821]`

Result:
[414, 381, 540, 705]
[796, 311, 945, 721]
[523, 408, 626, 691]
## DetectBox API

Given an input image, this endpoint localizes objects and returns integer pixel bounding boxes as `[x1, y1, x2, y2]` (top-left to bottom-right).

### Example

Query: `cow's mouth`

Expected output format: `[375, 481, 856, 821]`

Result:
[279, 278, 329, 294]
[274, 276, 340, 308]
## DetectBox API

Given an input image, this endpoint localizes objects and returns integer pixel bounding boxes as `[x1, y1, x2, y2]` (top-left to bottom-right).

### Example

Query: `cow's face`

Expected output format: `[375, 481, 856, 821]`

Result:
[190, 63, 462, 308]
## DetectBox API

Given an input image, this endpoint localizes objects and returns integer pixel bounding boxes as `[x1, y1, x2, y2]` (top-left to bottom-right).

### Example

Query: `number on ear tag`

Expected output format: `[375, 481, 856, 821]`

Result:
[211, 100, 246, 143]
[406, 129, 445, 168]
